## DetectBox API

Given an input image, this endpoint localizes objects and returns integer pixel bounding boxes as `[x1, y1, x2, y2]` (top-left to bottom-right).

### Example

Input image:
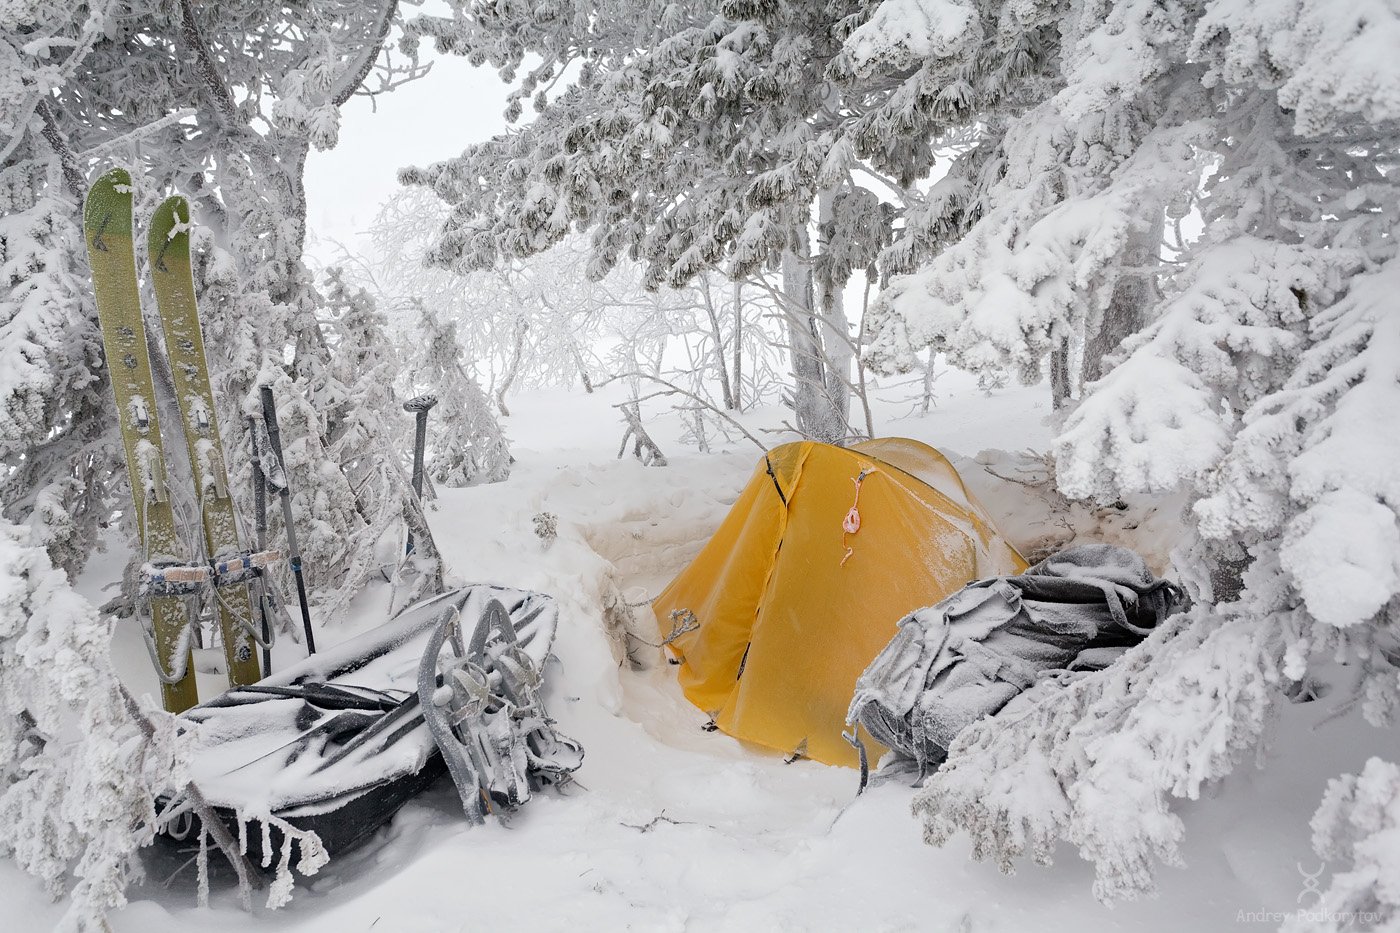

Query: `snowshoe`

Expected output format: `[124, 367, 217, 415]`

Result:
[161, 584, 580, 860]
[417, 597, 584, 821]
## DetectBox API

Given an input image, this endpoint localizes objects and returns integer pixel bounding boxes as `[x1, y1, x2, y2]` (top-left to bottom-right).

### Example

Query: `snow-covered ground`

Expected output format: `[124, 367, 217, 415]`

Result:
[8, 371, 1393, 931]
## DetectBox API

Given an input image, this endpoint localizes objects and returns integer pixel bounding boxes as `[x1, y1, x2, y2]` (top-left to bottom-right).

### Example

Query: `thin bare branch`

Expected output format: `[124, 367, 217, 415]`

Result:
[598, 372, 768, 452]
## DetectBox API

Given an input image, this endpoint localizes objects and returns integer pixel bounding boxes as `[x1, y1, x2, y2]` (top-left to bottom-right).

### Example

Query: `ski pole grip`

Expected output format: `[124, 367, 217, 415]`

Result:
[259, 385, 286, 466]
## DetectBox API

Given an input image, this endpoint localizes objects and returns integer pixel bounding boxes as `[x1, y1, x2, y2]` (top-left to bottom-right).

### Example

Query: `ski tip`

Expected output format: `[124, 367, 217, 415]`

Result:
[148, 195, 193, 260]
[84, 168, 135, 232]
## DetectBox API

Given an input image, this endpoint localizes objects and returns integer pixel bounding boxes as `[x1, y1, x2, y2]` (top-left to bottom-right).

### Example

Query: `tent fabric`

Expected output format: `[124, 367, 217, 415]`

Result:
[652, 438, 1026, 768]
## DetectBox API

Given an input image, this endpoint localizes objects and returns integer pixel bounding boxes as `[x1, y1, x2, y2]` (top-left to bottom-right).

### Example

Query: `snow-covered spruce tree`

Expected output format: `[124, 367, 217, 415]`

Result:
[401, 0, 944, 444]
[413, 302, 511, 487]
[2, 0, 423, 596]
[852, 0, 1183, 407]
[856, 0, 1400, 906]
[0, 171, 111, 578]
[318, 267, 403, 476]
[255, 365, 367, 616]
[314, 269, 448, 609]
[0, 9, 115, 579]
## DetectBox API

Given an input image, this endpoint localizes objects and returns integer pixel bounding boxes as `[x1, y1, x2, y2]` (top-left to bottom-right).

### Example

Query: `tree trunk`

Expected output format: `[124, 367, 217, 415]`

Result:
[567, 341, 594, 393]
[1049, 341, 1072, 410]
[496, 318, 527, 417]
[1083, 210, 1161, 386]
[700, 278, 735, 409]
[732, 279, 743, 411]
[921, 348, 938, 414]
[781, 228, 846, 444]
[853, 274, 876, 439]
[815, 188, 853, 434]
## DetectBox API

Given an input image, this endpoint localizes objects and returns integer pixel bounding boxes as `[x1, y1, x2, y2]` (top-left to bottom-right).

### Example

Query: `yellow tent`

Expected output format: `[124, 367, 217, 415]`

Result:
[652, 437, 1026, 767]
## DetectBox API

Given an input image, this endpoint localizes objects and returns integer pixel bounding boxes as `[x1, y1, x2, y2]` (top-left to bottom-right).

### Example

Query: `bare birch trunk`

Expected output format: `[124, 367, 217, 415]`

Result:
[496, 318, 528, 416]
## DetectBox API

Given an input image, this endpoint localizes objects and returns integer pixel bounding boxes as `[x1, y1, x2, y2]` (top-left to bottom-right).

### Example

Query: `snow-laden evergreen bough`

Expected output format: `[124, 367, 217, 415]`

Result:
[849, 0, 1400, 914]
[1285, 757, 1400, 932]
[0, 522, 183, 929]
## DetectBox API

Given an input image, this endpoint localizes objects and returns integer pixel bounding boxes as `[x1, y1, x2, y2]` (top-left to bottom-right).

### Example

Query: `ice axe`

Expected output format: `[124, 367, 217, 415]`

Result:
[403, 394, 438, 556]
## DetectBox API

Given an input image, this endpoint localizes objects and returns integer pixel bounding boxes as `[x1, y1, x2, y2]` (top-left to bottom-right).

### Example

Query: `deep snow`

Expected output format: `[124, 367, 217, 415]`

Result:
[6, 370, 1393, 931]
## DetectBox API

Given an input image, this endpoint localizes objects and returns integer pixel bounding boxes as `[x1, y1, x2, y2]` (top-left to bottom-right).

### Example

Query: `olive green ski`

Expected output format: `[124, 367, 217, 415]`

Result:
[84, 169, 199, 712]
[148, 195, 262, 688]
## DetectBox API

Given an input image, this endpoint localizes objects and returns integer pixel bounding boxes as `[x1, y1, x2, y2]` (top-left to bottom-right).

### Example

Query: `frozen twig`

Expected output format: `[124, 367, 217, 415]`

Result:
[598, 372, 767, 452]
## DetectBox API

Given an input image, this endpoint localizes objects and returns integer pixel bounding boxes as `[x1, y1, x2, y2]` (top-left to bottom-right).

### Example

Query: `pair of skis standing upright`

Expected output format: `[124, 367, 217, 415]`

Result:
[84, 168, 314, 712]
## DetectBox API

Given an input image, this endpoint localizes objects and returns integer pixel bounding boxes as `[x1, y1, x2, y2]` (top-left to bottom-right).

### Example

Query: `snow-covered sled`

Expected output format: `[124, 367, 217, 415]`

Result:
[163, 584, 582, 857]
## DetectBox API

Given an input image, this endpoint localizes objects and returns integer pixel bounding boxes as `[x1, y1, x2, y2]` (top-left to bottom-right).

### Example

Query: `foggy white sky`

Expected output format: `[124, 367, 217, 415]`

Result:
[303, 49, 513, 266]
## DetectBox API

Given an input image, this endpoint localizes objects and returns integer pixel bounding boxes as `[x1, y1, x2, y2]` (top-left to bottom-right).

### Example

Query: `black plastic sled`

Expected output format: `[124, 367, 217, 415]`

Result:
[162, 584, 566, 859]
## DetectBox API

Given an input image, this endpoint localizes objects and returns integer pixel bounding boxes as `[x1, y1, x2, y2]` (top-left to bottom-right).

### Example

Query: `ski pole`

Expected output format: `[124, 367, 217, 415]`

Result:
[247, 414, 273, 676]
[259, 385, 316, 656]
[402, 394, 438, 556]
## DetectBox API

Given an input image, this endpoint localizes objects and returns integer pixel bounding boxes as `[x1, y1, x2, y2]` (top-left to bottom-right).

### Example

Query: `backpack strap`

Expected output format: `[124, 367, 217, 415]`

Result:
[946, 635, 1040, 691]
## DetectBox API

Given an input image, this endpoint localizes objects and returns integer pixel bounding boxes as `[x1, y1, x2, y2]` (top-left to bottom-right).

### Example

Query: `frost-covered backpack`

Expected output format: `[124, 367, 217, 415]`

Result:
[846, 544, 1182, 783]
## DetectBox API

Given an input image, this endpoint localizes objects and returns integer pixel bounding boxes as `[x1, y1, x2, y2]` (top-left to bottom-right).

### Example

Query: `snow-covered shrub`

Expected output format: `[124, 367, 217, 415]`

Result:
[533, 512, 559, 548]
[0, 521, 189, 929]
[0, 518, 333, 924]
[914, 605, 1293, 902]
[1285, 757, 1400, 932]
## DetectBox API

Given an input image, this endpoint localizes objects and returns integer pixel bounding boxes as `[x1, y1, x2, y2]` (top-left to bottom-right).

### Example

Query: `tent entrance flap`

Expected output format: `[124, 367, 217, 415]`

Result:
[654, 439, 1025, 768]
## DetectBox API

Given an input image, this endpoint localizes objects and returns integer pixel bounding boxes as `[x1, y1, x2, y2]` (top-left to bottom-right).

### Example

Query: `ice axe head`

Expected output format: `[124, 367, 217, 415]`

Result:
[404, 395, 438, 525]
